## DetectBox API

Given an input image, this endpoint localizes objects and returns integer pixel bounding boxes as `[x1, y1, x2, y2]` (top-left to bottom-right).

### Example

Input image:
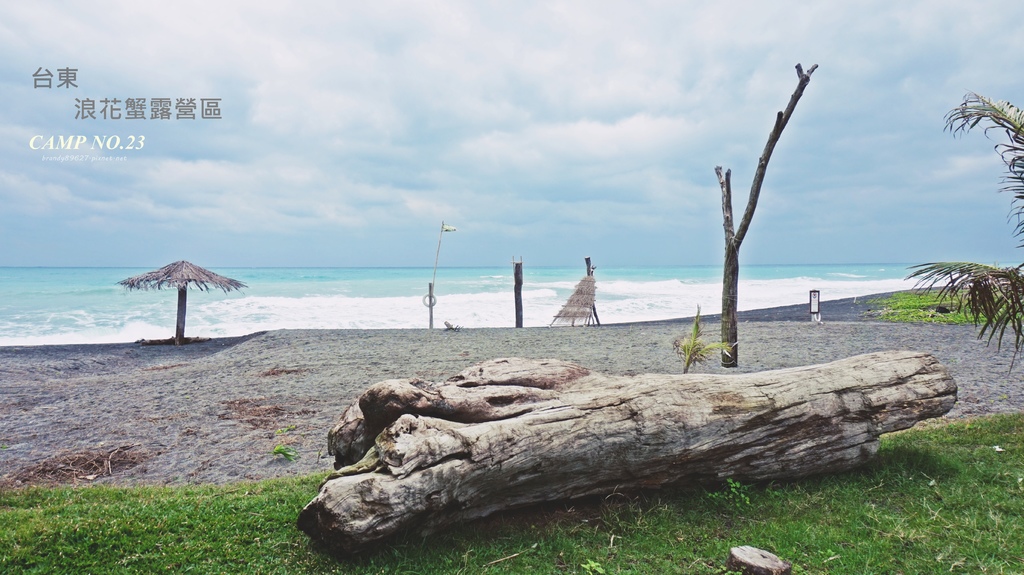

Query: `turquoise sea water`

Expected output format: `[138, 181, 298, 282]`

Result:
[0, 264, 917, 346]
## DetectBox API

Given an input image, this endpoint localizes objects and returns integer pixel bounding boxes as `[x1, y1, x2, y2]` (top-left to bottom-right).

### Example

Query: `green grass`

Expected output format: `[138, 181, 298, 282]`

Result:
[2, 414, 1023, 574]
[868, 291, 976, 325]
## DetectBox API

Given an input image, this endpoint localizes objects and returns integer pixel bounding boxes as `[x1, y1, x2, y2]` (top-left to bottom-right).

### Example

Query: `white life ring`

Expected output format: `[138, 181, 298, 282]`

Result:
[423, 293, 437, 307]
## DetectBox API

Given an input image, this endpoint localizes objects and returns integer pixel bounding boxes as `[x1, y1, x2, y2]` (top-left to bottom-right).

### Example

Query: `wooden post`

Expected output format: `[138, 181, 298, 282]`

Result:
[584, 257, 600, 326]
[427, 283, 434, 330]
[513, 259, 523, 328]
[174, 287, 187, 346]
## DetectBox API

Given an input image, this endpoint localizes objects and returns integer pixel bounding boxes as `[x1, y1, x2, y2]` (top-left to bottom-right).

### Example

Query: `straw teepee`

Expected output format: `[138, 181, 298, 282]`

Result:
[550, 258, 600, 327]
[119, 260, 246, 345]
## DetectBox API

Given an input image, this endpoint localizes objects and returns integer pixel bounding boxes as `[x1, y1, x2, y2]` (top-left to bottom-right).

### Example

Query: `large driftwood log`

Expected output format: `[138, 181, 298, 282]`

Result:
[298, 351, 956, 554]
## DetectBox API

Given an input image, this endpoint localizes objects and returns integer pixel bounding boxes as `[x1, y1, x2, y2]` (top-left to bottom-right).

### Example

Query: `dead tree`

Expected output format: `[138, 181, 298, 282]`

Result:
[298, 350, 955, 554]
[718, 63, 817, 367]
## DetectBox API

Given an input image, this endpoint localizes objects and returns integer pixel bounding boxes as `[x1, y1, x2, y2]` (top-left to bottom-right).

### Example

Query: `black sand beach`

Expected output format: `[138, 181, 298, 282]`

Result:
[1, 293, 1021, 487]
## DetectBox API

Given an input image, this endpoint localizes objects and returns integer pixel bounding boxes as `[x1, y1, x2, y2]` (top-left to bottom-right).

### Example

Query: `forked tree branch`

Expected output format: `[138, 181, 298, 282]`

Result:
[716, 166, 734, 243]
[732, 63, 817, 246]
[717, 63, 816, 368]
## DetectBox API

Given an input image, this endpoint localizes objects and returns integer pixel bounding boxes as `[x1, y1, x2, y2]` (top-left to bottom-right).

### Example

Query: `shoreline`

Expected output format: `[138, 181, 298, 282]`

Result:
[0, 291, 898, 354]
[3, 291, 1021, 488]
[625, 291, 900, 326]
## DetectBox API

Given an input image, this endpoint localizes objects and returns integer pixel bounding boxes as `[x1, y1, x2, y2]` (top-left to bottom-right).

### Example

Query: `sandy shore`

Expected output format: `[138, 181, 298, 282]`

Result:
[1, 294, 1021, 487]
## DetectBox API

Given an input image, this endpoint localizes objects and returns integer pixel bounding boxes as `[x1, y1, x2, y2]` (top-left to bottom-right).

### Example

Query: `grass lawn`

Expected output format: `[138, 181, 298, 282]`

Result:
[867, 291, 975, 325]
[2, 413, 1022, 574]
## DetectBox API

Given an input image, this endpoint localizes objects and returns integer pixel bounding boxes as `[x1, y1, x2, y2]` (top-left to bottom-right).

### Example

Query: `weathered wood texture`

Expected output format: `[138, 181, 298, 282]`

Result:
[298, 351, 956, 554]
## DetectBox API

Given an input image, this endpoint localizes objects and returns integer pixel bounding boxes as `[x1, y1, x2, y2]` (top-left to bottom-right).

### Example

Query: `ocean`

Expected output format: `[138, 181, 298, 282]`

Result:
[0, 264, 918, 346]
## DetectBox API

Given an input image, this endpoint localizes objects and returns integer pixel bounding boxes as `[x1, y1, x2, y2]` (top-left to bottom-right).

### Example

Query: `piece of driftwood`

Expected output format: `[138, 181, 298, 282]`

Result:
[726, 546, 792, 575]
[298, 351, 956, 554]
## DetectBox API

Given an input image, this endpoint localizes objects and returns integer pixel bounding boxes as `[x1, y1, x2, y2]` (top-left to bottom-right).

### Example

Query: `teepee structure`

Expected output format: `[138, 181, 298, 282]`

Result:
[550, 258, 601, 327]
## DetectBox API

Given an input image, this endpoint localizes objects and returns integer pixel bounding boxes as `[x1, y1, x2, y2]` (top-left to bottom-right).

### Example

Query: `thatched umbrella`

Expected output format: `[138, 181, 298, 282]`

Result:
[119, 260, 246, 345]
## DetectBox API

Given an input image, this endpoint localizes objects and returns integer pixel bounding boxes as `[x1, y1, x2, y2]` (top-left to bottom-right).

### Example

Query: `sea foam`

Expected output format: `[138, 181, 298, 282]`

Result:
[0, 266, 917, 346]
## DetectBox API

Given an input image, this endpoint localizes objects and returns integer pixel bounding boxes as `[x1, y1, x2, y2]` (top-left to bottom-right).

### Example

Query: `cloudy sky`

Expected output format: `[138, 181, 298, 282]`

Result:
[2, 1, 1022, 268]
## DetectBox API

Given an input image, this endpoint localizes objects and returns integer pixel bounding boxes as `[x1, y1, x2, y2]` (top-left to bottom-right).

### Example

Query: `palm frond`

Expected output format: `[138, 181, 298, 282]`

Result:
[945, 92, 1024, 240]
[908, 262, 1024, 354]
[119, 260, 246, 293]
[673, 306, 732, 374]
[946, 93, 1024, 137]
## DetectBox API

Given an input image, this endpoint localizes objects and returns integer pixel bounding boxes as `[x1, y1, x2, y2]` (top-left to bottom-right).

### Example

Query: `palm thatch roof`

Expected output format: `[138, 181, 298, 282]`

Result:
[119, 261, 246, 345]
[550, 275, 598, 327]
[119, 260, 246, 293]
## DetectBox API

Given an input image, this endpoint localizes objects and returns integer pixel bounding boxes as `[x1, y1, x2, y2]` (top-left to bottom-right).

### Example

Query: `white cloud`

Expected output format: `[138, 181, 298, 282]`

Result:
[2, 0, 1024, 266]
[0, 171, 75, 215]
[459, 114, 697, 170]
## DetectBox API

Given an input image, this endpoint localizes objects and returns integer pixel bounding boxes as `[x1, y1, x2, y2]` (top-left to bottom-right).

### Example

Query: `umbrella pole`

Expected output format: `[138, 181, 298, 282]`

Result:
[175, 287, 187, 345]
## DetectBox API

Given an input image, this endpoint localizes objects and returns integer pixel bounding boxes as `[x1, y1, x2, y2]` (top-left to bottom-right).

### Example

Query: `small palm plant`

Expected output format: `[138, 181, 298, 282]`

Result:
[674, 306, 733, 373]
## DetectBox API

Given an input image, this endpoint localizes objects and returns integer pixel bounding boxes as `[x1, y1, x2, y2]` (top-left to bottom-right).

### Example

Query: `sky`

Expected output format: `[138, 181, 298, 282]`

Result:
[1, 1, 1022, 269]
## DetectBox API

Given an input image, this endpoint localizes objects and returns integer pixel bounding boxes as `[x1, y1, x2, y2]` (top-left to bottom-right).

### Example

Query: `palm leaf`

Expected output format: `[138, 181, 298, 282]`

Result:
[917, 93, 1024, 368]
[673, 306, 732, 374]
[908, 262, 1024, 357]
[945, 93, 1024, 241]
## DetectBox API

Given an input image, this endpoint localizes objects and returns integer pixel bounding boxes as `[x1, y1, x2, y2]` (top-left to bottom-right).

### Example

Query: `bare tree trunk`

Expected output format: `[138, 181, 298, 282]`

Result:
[722, 241, 740, 366]
[299, 351, 955, 555]
[717, 63, 817, 367]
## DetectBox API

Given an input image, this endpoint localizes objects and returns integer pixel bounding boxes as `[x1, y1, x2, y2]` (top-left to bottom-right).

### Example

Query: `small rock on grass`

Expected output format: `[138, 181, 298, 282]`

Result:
[725, 545, 792, 575]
